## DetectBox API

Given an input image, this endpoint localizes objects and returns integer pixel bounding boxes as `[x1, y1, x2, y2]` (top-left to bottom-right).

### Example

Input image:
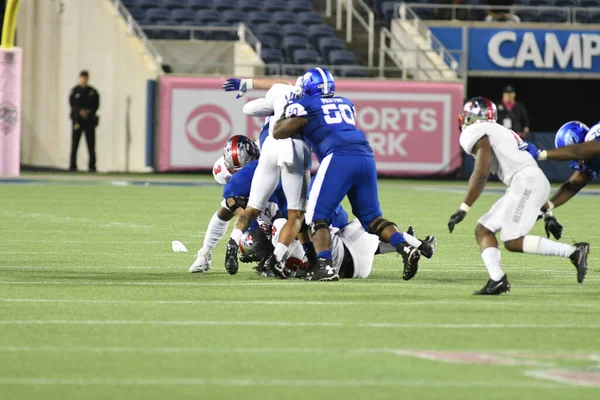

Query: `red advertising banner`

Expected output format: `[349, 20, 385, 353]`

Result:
[157, 77, 463, 176]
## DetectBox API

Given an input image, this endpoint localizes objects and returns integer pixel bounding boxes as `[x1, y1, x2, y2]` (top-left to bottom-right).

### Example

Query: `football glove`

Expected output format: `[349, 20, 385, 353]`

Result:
[523, 141, 541, 160]
[222, 78, 253, 99]
[544, 214, 563, 240]
[448, 209, 467, 233]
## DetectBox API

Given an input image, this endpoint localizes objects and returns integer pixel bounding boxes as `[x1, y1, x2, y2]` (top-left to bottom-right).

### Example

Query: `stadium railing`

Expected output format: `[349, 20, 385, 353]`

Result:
[112, 0, 163, 66]
[334, 0, 375, 68]
[394, 2, 600, 24]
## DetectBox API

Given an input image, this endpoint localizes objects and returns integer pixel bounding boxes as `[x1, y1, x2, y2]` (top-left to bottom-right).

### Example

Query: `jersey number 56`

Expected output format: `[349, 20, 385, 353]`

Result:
[322, 104, 356, 125]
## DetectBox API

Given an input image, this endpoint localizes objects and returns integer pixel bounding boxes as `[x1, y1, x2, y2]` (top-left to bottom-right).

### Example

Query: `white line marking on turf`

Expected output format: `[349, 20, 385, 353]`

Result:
[0, 320, 599, 329]
[524, 370, 600, 388]
[0, 377, 569, 389]
[0, 266, 154, 270]
[0, 299, 532, 307]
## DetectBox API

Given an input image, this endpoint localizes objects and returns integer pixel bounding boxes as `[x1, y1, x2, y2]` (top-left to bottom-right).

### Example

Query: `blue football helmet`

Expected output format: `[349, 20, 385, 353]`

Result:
[301, 67, 335, 97]
[555, 121, 589, 148]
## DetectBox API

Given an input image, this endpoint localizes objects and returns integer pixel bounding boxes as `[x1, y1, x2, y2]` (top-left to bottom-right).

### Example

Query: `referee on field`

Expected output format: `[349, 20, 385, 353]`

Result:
[69, 70, 100, 172]
[497, 85, 530, 138]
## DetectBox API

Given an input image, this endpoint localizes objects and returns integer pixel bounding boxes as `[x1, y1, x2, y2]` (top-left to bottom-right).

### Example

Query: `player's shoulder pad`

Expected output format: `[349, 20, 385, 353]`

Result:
[285, 100, 308, 118]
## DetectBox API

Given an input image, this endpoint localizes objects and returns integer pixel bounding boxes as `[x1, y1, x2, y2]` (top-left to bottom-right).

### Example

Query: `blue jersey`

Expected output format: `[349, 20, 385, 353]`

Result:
[285, 95, 373, 161]
[259, 117, 270, 149]
[223, 160, 287, 216]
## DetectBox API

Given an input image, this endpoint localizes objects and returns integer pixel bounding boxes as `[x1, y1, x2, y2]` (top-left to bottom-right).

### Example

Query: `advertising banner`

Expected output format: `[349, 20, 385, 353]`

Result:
[157, 77, 463, 176]
[0, 48, 22, 176]
[430, 26, 600, 75]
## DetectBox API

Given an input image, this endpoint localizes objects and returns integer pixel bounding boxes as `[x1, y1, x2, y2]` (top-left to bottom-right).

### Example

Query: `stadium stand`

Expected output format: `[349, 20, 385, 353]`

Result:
[122, 0, 364, 75]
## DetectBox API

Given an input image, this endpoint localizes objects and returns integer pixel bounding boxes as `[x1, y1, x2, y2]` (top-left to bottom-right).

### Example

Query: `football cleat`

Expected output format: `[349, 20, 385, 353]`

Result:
[189, 248, 211, 273]
[473, 275, 510, 295]
[406, 226, 415, 237]
[263, 254, 293, 280]
[253, 257, 275, 278]
[224, 238, 239, 275]
[397, 243, 420, 281]
[418, 235, 438, 259]
[569, 242, 590, 284]
[304, 258, 339, 282]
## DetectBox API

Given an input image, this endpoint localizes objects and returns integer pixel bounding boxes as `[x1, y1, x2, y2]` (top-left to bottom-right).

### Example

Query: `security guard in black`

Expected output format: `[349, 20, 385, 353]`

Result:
[69, 70, 100, 171]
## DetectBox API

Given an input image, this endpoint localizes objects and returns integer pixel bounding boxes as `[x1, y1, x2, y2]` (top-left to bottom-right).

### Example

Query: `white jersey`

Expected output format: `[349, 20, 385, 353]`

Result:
[460, 121, 538, 185]
[212, 156, 232, 185]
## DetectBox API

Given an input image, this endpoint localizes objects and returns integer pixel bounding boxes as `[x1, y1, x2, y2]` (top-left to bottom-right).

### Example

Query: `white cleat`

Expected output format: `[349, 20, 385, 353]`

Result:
[189, 248, 212, 273]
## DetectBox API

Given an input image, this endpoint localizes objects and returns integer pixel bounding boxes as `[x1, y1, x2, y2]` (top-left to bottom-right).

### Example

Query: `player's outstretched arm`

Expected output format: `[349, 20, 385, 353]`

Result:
[448, 136, 492, 233]
[542, 140, 600, 161]
[273, 117, 307, 139]
[222, 78, 292, 98]
[548, 171, 591, 209]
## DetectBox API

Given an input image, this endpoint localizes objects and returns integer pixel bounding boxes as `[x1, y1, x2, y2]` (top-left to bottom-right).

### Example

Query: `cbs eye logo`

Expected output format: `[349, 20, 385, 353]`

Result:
[185, 105, 233, 152]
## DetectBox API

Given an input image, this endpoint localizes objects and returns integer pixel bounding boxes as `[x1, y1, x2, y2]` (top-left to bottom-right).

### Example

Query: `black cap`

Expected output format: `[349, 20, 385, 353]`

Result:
[80, 70, 89, 77]
[503, 85, 515, 93]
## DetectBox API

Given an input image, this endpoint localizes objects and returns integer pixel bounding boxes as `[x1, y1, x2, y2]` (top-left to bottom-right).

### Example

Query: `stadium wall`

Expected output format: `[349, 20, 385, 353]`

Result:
[17, 0, 159, 172]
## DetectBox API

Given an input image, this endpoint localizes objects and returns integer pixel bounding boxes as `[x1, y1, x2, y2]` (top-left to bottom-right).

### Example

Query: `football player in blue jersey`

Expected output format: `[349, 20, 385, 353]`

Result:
[273, 67, 436, 281]
[189, 135, 287, 273]
[525, 121, 600, 239]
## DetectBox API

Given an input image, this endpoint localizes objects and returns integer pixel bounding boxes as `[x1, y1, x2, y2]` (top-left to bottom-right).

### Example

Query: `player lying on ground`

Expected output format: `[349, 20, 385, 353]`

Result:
[189, 135, 287, 273]
[260, 217, 436, 279]
[447, 97, 589, 295]
[274, 67, 436, 282]
[524, 121, 600, 239]
[223, 77, 316, 277]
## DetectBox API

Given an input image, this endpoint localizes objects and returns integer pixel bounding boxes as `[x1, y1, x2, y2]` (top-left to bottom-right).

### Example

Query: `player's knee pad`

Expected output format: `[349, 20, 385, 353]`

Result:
[368, 218, 397, 239]
[309, 219, 329, 236]
[225, 196, 248, 213]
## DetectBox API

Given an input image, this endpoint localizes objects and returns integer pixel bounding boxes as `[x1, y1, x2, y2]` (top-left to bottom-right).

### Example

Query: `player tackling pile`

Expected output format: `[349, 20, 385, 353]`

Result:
[448, 97, 589, 295]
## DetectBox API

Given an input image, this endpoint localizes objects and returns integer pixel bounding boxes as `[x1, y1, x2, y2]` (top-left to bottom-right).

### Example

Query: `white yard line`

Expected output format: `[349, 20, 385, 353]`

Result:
[0, 320, 598, 329]
[0, 377, 569, 389]
[0, 266, 154, 270]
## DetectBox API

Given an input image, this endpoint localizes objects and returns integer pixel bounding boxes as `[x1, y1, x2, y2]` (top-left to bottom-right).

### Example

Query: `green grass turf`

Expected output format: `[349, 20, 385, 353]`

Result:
[0, 178, 599, 400]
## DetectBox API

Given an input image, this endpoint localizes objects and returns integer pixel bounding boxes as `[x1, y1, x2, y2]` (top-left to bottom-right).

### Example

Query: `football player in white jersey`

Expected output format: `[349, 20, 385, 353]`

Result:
[447, 97, 589, 295]
[222, 78, 313, 278]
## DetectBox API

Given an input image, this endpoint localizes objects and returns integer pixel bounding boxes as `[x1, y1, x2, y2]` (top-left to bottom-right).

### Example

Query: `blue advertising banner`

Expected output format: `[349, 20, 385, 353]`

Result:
[429, 26, 600, 74]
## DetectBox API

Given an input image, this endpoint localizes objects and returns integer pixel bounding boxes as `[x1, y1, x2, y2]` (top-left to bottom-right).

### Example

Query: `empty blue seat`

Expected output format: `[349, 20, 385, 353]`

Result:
[237, 1, 256, 12]
[308, 24, 335, 48]
[171, 9, 196, 22]
[297, 11, 323, 25]
[538, 9, 568, 22]
[146, 8, 167, 22]
[206, 21, 236, 40]
[283, 23, 309, 38]
[129, 8, 146, 22]
[529, 0, 553, 5]
[257, 35, 278, 49]
[329, 50, 356, 65]
[189, 0, 213, 10]
[272, 11, 297, 24]
[517, 10, 538, 21]
[318, 37, 345, 63]
[137, 0, 160, 9]
[257, 23, 282, 45]
[293, 49, 320, 65]
[338, 65, 367, 77]
[261, 48, 283, 64]
[288, 0, 313, 12]
[580, 0, 600, 6]
[282, 36, 310, 59]
[214, 0, 236, 10]
[248, 11, 271, 25]
[196, 9, 222, 23]
[263, 0, 287, 12]
[163, 1, 186, 9]
[121, 0, 138, 8]
[222, 10, 245, 23]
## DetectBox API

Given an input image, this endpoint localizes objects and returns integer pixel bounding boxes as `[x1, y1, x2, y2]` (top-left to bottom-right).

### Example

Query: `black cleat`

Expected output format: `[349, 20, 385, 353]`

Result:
[397, 243, 420, 281]
[304, 258, 339, 282]
[263, 254, 294, 280]
[407, 226, 415, 237]
[570, 242, 590, 284]
[418, 235, 437, 259]
[224, 239, 239, 275]
[474, 275, 510, 295]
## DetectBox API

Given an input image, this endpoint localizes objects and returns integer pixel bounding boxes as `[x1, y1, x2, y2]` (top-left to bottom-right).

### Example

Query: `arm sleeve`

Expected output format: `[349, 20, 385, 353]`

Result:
[242, 98, 274, 117]
[459, 126, 487, 155]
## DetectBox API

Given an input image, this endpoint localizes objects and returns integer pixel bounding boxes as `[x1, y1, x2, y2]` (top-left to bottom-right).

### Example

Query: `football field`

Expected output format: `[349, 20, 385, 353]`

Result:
[0, 174, 599, 400]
